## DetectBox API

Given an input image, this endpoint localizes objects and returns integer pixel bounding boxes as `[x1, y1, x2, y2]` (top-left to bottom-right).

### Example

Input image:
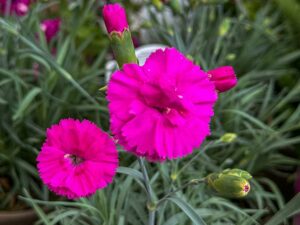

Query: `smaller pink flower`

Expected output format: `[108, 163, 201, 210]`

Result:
[102, 3, 129, 34]
[37, 118, 118, 199]
[40, 18, 61, 43]
[0, 0, 31, 16]
[207, 66, 237, 92]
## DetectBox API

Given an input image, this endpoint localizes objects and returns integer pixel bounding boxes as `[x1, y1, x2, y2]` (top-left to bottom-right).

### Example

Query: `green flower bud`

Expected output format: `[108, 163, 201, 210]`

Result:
[152, 0, 164, 11]
[186, 55, 194, 61]
[220, 133, 237, 143]
[219, 18, 231, 37]
[222, 168, 252, 180]
[170, 172, 178, 181]
[147, 201, 157, 212]
[169, 0, 182, 14]
[207, 169, 252, 198]
[142, 21, 153, 29]
[226, 53, 236, 61]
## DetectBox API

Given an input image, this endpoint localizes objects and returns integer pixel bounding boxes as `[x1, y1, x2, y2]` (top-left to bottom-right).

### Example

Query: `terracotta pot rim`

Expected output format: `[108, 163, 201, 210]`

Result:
[0, 208, 35, 215]
[0, 209, 38, 225]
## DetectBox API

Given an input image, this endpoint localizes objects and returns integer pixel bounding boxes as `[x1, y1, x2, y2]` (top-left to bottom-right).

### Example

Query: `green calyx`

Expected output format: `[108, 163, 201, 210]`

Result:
[147, 201, 157, 212]
[109, 29, 138, 68]
[207, 169, 252, 198]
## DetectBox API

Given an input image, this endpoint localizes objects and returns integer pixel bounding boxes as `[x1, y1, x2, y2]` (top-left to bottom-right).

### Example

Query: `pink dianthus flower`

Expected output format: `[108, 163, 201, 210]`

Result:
[37, 119, 118, 199]
[107, 48, 218, 161]
[0, 0, 31, 16]
[40, 18, 61, 43]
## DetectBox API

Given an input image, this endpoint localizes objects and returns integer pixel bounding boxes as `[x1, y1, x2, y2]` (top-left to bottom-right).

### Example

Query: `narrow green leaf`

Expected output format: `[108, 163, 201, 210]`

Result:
[168, 196, 207, 225]
[19, 52, 51, 71]
[13, 87, 41, 121]
[265, 193, 300, 225]
[57, 36, 71, 65]
[224, 109, 274, 132]
[117, 166, 144, 181]
[23, 189, 51, 225]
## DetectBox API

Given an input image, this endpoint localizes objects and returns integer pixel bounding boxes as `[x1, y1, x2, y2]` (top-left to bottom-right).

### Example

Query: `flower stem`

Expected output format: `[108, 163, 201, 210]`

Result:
[176, 141, 216, 177]
[157, 178, 206, 207]
[138, 157, 156, 225]
[149, 211, 156, 225]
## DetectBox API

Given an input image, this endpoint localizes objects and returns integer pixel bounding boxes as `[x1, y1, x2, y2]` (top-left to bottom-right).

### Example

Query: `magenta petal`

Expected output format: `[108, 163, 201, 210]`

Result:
[107, 47, 218, 161]
[207, 66, 237, 92]
[37, 118, 118, 199]
[40, 18, 61, 43]
[102, 3, 129, 33]
[0, 0, 31, 16]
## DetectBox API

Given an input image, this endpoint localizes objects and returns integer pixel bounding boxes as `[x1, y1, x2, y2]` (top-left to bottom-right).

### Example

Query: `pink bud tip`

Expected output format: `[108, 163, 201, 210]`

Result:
[16, 3, 28, 14]
[40, 18, 61, 43]
[244, 184, 250, 193]
[102, 3, 129, 34]
[207, 66, 237, 92]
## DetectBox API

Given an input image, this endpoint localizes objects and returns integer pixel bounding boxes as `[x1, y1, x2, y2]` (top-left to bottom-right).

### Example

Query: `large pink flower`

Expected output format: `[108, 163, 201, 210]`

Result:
[37, 119, 118, 199]
[0, 0, 31, 16]
[107, 48, 217, 161]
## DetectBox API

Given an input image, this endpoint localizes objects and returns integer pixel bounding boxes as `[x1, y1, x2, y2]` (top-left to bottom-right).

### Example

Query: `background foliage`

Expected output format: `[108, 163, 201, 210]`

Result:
[0, 0, 300, 224]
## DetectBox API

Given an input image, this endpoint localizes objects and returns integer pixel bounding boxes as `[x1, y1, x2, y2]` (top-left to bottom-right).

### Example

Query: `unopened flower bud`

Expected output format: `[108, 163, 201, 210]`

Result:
[207, 169, 252, 198]
[219, 18, 231, 37]
[226, 53, 236, 61]
[220, 133, 237, 143]
[16, 2, 28, 15]
[0, 0, 31, 17]
[169, 0, 182, 14]
[170, 173, 178, 181]
[186, 55, 194, 61]
[40, 18, 61, 43]
[152, 0, 164, 11]
[222, 168, 252, 180]
[207, 66, 237, 92]
[102, 3, 128, 34]
[102, 3, 137, 68]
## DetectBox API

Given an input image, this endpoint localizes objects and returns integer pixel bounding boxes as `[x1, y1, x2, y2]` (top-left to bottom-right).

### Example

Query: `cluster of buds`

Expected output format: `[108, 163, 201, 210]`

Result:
[207, 169, 252, 198]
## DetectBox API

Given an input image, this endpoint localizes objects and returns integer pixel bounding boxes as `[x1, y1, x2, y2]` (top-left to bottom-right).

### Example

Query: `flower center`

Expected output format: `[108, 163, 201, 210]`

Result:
[64, 154, 84, 166]
[244, 184, 250, 193]
[142, 88, 186, 114]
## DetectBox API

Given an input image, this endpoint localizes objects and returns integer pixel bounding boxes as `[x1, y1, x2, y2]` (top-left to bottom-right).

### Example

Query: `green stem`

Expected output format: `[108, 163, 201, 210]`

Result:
[157, 178, 206, 207]
[138, 157, 156, 225]
[149, 211, 156, 225]
[176, 141, 215, 177]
